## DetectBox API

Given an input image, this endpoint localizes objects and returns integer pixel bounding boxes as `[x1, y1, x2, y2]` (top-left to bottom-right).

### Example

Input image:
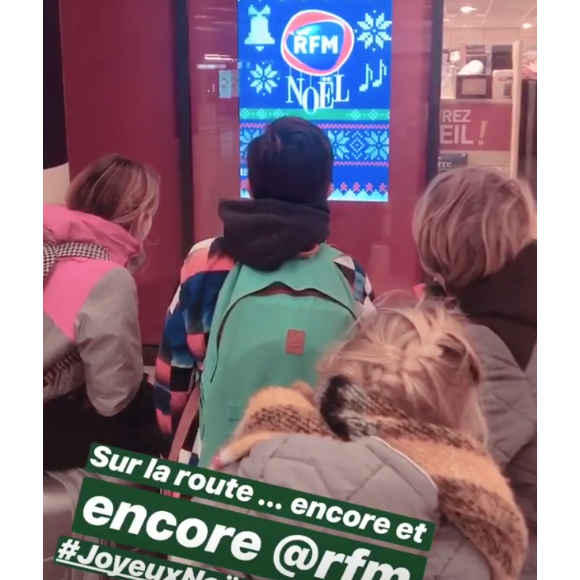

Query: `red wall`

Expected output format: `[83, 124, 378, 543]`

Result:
[59, 0, 183, 345]
[187, 0, 240, 242]
[59, 0, 437, 346]
[332, 0, 435, 292]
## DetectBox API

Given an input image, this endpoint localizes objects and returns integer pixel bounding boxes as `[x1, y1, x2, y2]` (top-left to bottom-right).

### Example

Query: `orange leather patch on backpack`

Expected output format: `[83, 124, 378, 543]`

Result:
[286, 330, 305, 355]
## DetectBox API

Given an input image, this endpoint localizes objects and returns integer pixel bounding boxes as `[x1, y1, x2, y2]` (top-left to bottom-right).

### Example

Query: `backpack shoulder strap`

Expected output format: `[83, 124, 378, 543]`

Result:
[168, 385, 200, 463]
[317, 242, 345, 261]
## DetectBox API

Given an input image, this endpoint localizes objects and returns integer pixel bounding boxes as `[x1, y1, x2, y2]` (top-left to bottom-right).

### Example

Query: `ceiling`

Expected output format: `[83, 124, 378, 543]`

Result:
[444, 0, 537, 28]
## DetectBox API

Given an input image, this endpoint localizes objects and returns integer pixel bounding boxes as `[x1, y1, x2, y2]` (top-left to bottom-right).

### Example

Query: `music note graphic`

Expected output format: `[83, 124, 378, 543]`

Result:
[372, 59, 388, 87]
[359, 60, 389, 92]
[359, 64, 373, 92]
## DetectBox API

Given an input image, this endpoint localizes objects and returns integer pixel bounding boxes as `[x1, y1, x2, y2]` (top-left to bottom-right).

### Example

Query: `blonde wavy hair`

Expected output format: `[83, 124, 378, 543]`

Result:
[40, 154, 161, 247]
[317, 297, 487, 442]
[65, 154, 160, 239]
[412, 167, 536, 290]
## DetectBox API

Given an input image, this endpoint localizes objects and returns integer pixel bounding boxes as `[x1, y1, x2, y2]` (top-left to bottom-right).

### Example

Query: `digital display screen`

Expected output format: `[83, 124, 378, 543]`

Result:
[238, 0, 392, 202]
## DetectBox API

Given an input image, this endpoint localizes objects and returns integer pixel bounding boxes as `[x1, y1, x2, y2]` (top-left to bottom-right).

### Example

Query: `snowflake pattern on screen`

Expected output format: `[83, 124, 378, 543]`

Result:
[330, 129, 388, 162]
[240, 128, 262, 161]
[365, 131, 389, 160]
[357, 11, 392, 50]
[249, 63, 279, 95]
[241, 123, 389, 165]
[327, 130, 350, 160]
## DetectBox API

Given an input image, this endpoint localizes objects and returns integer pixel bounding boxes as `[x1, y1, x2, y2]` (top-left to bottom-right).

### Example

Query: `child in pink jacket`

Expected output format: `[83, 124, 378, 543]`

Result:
[43, 154, 161, 469]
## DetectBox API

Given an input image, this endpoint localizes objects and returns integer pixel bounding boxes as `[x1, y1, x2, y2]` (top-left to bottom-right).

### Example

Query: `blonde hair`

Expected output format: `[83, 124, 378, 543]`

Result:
[65, 154, 160, 240]
[318, 297, 487, 441]
[413, 167, 536, 290]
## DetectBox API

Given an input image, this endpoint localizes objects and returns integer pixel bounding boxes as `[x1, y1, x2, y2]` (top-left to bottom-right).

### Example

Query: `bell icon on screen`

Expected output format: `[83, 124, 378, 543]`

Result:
[245, 5, 275, 51]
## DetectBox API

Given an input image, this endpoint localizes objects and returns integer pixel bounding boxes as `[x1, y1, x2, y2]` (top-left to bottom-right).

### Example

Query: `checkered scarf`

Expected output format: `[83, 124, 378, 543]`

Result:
[43, 241, 111, 280]
[43, 241, 111, 385]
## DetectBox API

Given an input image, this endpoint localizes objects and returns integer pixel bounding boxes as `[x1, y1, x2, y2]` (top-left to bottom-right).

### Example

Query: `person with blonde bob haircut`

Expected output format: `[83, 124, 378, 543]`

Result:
[413, 167, 537, 579]
[43, 154, 162, 470]
[199, 298, 528, 580]
[412, 167, 536, 291]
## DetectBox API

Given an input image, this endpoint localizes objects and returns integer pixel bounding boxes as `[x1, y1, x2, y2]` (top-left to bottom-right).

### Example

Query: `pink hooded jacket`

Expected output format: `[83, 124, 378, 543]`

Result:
[43, 204, 144, 417]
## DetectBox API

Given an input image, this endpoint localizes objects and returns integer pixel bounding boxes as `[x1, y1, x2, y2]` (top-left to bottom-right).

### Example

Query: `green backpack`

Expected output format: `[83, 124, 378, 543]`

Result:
[197, 243, 357, 467]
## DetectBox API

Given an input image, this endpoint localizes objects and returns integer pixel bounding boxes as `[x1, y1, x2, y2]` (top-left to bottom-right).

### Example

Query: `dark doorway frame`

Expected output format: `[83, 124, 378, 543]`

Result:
[143, 0, 196, 367]
[174, 0, 195, 257]
[425, 0, 444, 185]
[421, 0, 444, 285]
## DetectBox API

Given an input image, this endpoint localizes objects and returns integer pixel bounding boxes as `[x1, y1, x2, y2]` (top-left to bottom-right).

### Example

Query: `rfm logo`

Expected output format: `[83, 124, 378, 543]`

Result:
[281, 10, 353, 114]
